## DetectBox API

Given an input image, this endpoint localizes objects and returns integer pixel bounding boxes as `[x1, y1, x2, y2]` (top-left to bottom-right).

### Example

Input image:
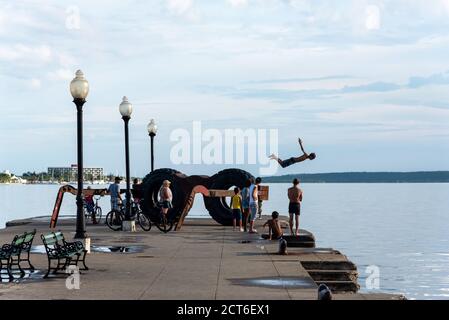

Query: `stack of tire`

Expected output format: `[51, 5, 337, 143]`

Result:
[141, 168, 254, 227]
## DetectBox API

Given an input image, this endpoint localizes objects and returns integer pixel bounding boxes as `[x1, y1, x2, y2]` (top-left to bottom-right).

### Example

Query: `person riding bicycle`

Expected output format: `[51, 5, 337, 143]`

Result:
[158, 180, 173, 218]
[84, 186, 98, 224]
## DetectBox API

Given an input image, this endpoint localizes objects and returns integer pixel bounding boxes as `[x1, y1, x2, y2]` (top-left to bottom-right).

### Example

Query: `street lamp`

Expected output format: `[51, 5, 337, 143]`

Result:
[119, 96, 133, 221]
[147, 119, 157, 172]
[70, 70, 89, 239]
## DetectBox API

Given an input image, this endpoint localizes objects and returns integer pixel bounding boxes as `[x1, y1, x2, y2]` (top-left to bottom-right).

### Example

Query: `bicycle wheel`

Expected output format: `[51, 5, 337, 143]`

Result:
[137, 213, 152, 231]
[83, 207, 90, 220]
[106, 210, 123, 231]
[96, 206, 103, 224]
[155, 214, 173, 233]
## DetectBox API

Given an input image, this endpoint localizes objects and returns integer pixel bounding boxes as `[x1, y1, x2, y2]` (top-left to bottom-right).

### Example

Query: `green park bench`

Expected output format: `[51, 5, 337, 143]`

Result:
[41, 231, 88, 278]
[0, 229, 36, 281]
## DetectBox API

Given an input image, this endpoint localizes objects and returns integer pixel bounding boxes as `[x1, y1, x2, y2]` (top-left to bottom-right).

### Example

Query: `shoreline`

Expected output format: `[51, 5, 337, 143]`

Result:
[2, 182, 449, 186]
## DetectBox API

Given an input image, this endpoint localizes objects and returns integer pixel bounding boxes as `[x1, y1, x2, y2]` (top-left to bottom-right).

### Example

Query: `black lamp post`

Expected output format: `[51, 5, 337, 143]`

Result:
[70, 70, 89, 239]
[119, 96, 133, 220]
[147, 119, 157, 172]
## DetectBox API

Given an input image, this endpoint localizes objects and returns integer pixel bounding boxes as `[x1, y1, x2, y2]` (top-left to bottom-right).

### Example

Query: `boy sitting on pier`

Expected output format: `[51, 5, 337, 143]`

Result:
[262, 211, 283, 240]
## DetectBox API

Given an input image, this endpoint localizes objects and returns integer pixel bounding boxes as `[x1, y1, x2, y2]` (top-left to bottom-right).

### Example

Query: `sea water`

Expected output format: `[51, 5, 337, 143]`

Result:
[1, 182, 448, 299]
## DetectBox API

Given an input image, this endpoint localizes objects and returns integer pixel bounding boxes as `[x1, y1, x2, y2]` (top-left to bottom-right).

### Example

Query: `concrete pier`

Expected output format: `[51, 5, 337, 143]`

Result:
[0, 216, 405, 300]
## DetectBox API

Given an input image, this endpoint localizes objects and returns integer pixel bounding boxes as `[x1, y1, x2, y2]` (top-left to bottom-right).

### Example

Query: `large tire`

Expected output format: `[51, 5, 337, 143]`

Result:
[141, 168, 186, 224]
[204, 169, 254, 226]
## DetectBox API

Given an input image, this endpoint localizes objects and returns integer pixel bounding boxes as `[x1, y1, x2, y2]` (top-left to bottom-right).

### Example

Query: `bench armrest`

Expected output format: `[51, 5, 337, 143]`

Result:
[1, 244, 12, 252]
[47, 246, 64, 257]
[64, 240, 84, 252]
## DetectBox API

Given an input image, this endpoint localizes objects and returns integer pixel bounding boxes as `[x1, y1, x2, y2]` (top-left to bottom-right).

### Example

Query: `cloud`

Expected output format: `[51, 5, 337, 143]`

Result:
[165, 0, 200, 21]
[0, 44, 52, 64]
[200, 70, 449, 102]
[341, 82, 400, 93]
[198, 81, 397, 102]
[2, 0, 449, 174]
[288, 0, 312, 11]
[29, 78, 41, 89]
[365, 5, 381, 31]
[47, 68, 73, 82]
[227, 0, 248, 8]
[244, 75, 352, 84]
[167, 0, 193, 15]
[408, 71, 449, 88]
[316, 104, 449, 131]
[443, 0, 449, 12]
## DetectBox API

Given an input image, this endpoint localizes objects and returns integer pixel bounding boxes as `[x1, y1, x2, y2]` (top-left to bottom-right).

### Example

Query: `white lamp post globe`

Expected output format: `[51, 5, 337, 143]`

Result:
[147, 119, 157, 135]
[119, 96, 133, 118]
[70, 70, 89, 100]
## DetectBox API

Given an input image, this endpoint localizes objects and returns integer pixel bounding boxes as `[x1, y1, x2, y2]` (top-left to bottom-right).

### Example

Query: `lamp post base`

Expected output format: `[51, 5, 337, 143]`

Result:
[74, 231, 87, 239]
[122, 220, 136, 232]
[83, 237, 91, 253]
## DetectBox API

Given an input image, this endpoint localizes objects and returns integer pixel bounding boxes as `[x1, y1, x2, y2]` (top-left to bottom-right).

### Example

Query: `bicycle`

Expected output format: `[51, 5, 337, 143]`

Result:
[84, 195, 103, 224]
[153, 202, 174, 233]
[134, 200, 152, 231]
[105, 201, 151, 232]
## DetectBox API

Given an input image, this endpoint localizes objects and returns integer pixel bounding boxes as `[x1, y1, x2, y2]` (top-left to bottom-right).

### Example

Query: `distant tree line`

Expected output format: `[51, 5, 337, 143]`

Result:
[0, 173, 11, 183]
[20, 172, 126, 183]
[2, 171, 138, 184]
[21, 171, 51, 183]
[262, 171, 449, 183]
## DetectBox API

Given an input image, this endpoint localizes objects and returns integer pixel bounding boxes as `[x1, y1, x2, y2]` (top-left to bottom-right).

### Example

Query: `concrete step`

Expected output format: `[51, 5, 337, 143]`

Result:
[315, 280, 360, 293]
[307, 269, 358, 282]
[301, 260, 357, 271]
[282, 235, 316, 248]
[287, 241, 315, 248]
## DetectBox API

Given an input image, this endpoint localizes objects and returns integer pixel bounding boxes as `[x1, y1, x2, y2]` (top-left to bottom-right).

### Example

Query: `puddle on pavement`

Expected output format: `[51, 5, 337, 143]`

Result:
[31, 245, 146, 254]
[0, 269, 50, 283]
[229, 276, 316, 289]
[92, 245, 145, 253]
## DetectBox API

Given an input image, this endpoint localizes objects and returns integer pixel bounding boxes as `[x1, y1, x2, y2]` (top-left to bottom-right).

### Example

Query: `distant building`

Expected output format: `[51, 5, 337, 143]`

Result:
[48, 164, 104, 181]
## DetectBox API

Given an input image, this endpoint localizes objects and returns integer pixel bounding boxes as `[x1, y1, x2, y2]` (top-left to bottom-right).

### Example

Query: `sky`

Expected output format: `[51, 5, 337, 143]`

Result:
[1, 0, 449, 177]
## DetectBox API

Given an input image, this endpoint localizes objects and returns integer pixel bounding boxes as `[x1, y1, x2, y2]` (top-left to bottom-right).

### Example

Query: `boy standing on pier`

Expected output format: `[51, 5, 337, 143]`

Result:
[255, 177, 263, 220]
[288, 178, 303, 236]
[108, 177, 122, 211]
[248, 178, 258, 233]
[241, 179, 251, 232]
[230, 187, 243, 231]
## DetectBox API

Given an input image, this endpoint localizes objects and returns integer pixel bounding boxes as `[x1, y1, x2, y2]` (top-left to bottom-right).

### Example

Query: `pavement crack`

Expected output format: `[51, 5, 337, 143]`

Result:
[213, 227, 225, 300]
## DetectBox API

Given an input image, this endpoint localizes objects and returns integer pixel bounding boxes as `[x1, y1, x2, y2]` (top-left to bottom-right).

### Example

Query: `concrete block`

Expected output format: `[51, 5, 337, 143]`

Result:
[122, 220, 136, 232]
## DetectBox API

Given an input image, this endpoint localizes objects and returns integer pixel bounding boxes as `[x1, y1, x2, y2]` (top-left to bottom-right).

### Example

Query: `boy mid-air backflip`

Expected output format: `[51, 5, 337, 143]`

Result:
[270, 138, 316, 168]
